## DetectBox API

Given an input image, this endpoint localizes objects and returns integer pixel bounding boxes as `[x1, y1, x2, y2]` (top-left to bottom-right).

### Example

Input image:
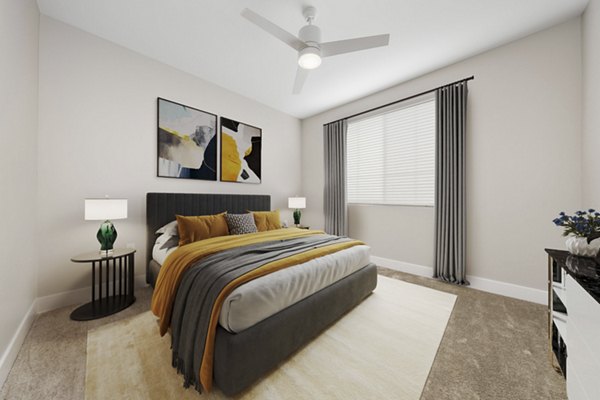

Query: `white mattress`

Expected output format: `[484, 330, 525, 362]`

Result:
[152, 236, 371, 333]
[220, 244, 371, 333]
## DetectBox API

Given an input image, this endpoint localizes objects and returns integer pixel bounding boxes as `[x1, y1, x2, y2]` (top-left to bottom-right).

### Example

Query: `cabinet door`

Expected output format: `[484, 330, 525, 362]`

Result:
[566, 275, 600, 399]
[567, 364, 590, 400]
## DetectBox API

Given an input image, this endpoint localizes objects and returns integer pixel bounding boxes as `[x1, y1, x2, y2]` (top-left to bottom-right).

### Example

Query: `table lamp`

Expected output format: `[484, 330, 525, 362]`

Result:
[85, 198, 128, 256]
[288, 197, 306, 226]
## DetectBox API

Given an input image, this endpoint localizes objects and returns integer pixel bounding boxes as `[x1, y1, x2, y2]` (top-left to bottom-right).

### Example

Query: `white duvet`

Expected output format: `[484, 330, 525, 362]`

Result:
[152, 236, 371, 333]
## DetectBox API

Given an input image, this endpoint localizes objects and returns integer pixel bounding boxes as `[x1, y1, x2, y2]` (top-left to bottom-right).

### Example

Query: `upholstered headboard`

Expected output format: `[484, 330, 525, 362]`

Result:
[146, 192, 271, 284]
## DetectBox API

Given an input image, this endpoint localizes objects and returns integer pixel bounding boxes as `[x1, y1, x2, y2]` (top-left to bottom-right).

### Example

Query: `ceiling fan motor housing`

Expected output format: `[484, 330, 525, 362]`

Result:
[299, 24, 321, 49]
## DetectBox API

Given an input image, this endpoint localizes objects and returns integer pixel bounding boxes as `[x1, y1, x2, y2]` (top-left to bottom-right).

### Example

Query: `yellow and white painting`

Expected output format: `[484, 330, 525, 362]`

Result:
[220, 117, 262, 183]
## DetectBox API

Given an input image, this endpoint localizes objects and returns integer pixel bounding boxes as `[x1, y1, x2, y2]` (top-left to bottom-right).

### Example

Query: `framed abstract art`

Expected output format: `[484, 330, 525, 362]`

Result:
[157, 97, 218, 180]
[220, 117, 262, 184]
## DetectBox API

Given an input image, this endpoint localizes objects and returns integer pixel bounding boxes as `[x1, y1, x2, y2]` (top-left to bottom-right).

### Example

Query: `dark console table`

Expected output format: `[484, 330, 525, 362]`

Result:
[545, 249, 600, 399]
[70, 248, 136, 321]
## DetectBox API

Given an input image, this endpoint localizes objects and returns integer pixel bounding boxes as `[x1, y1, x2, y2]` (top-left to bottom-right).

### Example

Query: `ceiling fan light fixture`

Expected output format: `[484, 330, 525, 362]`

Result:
[298, 47, 321, 69]
[241, 7, 390, 93]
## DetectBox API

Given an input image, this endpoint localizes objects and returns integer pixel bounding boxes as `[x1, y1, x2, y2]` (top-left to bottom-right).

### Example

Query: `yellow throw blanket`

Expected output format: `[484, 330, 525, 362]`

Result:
[151, 228, 364, 392]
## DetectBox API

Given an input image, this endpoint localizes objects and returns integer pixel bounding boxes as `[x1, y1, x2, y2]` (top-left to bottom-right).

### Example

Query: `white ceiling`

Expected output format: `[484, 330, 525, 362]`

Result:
[37, 0, 588, 119]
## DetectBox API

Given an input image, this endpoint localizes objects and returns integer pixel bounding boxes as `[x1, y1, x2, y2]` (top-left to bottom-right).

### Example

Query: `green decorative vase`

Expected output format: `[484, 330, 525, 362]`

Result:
[97, 220, 117, 253]
[293, 209, 302, 226]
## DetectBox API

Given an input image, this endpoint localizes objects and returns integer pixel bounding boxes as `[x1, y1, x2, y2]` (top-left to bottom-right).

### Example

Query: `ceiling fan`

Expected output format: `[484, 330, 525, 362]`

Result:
[241, 7, 390, 94]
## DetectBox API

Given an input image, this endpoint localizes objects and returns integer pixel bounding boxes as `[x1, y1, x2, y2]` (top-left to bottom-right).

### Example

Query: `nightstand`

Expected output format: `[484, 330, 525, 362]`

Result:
[70, 248, 136, 321]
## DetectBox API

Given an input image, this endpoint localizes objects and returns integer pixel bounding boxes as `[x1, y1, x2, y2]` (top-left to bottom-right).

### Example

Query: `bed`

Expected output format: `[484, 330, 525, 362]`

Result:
[146, 192, 377, 396]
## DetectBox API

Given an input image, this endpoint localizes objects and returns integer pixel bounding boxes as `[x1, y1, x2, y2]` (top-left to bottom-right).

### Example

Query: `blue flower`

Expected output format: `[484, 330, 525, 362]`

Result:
[552, 209, 600, 236]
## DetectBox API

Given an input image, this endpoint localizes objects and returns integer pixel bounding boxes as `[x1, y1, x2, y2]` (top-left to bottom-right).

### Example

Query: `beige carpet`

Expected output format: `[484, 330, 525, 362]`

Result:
[2, 269, 565, 400]
[85, 276, 456, 399]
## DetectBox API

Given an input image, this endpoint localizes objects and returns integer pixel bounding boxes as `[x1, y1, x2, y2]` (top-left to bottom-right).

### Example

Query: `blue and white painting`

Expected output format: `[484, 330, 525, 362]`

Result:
[157, 98, 217, 180]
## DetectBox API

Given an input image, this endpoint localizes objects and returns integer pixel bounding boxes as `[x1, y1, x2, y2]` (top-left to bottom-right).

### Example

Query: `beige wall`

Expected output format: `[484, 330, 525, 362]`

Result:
[583, 0, 600, 205]
[348, 205, 435, 266]
[0, 0, 39, 380]
[302, 19, 582, 290]
[37, 17, 302, 297]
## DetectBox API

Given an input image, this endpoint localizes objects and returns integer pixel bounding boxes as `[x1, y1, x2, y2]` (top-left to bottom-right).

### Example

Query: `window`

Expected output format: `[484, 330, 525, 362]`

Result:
[346, 96, 435, 206]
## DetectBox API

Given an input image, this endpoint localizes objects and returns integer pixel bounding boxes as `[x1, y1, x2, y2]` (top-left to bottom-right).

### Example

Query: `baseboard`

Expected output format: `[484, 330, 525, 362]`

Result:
[35, 274, 148, 314]
[465, 275, 546, 305]
[371, 255, 546, 305]
[0, 301, 37, 389]
[371, 256, 433, 278]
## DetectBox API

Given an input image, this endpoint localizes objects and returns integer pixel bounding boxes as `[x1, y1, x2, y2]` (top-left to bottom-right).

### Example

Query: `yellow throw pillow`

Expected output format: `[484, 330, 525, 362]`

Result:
[176, 213, 229, 246]
[251, 210, 281, 232]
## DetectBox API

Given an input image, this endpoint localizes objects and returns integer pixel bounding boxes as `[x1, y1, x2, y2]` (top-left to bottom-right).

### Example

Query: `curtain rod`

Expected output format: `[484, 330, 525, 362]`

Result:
[325, 75, 474, 125]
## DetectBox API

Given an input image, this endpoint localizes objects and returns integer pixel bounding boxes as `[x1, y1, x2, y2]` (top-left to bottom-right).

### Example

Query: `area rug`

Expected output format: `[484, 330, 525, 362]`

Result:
[85, 275, 456, 399]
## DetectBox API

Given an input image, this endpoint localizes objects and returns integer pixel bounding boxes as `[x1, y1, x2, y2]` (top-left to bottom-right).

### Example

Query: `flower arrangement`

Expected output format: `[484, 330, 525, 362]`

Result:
[552, 209, 600, 237]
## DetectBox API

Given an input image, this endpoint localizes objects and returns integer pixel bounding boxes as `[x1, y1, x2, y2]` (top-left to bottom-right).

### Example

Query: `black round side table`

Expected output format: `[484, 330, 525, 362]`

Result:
[70, 248, 136, 321]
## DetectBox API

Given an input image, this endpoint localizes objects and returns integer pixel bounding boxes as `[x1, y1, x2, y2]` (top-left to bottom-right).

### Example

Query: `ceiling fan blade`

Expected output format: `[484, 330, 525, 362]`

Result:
[293, 67, 310, 94]
[321, 34, 390, 57]
[241, 8, 306, 51]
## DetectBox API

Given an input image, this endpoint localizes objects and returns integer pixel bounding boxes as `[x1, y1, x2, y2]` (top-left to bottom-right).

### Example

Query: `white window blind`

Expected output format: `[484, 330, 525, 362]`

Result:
[347, 96, 435, 206]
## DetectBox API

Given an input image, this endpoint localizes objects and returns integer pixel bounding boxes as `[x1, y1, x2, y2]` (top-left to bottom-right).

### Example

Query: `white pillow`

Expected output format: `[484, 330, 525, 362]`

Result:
[156, 220, 178, 236]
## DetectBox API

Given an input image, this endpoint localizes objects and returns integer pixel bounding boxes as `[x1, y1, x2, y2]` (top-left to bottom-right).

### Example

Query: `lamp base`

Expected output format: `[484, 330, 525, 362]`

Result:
[97, 220, 118, 255]
[99, 249, 114, 257]
[293, 209, 302, 226]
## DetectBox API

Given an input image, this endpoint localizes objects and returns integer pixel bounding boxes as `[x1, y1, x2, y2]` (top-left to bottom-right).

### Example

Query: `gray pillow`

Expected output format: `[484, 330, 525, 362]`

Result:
[159, 235, 180, 250]
[156, 220, 178, 236]
[225, 213, 258, 235]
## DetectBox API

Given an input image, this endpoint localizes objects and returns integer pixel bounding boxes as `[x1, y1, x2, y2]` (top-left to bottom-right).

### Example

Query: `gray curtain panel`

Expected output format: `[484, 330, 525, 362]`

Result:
[323, 120, 348, 236]
[434, 81, 469, 285]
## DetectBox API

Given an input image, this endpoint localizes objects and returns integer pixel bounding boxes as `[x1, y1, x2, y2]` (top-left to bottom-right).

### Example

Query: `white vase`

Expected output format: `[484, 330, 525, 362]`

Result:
[565, 236, 600, 257]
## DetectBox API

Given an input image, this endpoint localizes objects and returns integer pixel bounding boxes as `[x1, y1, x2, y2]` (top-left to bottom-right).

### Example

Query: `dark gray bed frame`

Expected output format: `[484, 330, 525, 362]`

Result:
[146, 192, 377, 396]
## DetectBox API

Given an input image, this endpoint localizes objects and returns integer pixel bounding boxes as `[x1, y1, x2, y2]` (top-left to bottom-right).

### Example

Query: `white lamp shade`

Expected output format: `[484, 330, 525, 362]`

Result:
[288, 197, 306, 209]
[85, 199, 128, 220]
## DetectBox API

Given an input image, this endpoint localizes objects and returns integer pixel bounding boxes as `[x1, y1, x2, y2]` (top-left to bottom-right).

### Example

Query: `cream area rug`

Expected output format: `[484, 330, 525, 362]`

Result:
[85, 276, 456, 400]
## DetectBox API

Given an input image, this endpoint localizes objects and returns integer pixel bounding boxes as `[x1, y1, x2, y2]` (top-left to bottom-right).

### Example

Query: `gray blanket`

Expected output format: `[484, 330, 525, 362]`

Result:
[170, 234, 351, 392]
